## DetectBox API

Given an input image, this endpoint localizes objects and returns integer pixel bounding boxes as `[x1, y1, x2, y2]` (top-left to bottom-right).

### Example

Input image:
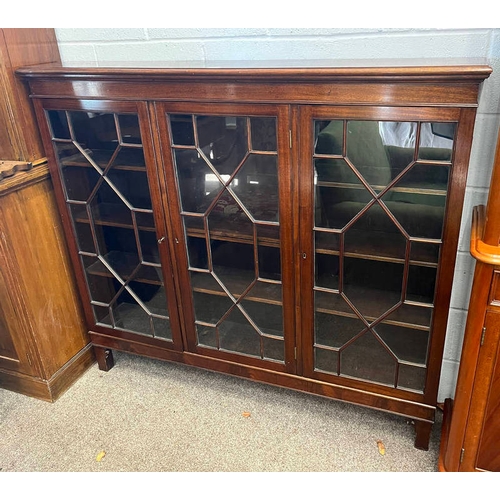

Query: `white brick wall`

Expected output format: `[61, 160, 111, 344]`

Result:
[54, 28, 500, 402]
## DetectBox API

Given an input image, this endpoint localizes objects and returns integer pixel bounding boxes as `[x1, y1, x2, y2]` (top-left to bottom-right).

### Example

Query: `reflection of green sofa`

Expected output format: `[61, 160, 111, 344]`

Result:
[315, 121, 452, 240]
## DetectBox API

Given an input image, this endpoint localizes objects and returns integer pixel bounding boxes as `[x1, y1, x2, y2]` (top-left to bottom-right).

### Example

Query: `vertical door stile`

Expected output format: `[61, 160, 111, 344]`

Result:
[142, 101, 186, 352]
[298, 106, 316, 376]
[290, 104, 302, 375]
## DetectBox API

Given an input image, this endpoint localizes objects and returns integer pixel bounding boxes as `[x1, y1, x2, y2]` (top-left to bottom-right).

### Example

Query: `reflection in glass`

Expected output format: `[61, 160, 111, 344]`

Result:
[169, 113, 284, 362]
[312, 118, 455, 391]
[251, 117, 277, 151]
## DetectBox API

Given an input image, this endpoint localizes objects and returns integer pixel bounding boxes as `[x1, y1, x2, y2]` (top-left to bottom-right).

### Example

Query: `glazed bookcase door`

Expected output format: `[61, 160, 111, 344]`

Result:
[156, 103, 295, 372]
[39, 99, 183, 348]
[299, 105, 464, 398]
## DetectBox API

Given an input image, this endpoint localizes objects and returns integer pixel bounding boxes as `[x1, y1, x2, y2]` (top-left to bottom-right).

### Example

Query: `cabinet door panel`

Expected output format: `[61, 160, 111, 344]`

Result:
[39, 100, 183, 348]
[157, 103, 295, 372]
[300, 106, 459, 394]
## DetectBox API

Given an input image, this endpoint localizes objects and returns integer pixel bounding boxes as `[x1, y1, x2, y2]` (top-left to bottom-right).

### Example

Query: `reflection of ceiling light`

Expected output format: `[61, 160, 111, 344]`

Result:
[249, 180, 259, 185]
[205, 173, 233, 183]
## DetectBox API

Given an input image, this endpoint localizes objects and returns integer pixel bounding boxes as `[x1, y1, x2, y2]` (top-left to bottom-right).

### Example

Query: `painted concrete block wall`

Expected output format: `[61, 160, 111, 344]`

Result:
[54, 28, 500, 402]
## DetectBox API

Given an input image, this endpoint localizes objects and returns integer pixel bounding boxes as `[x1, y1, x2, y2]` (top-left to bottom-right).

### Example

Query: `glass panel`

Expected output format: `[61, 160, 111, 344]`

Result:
[218, 306, 261, 357]
[251, 117, 277, 151]
[398, 364, 426, 392]
[315, 231, 339, 256]
[262, 336, 284, 362]
[315, 347, 339, 374]
[383, 303, 433, 330]
[257, 225, 281, 281]
[315, 290, 353, 317]
[47, 110, 70, 140]
[315, 312, 365, 350]
[170, 114, 195, 146]
[48, 109, 172, 341]
[83, 255, 120, 305]
[407, 266, 437, 304]
[410, 241, 440, 266]
[68, 111, 117, 169]
[383, 164, 449, 241]
[315, 252, 339, 290]
[346, 121, 393, 192]
[138, 229, 161, 264]
[344, 203, 407, 262]
[186, 235, 208, 270]
[174, 149, 223, 214]
[93, 305, 111, 326]
[418, 123, 456, 161]
[315, 183, 372, 231]
[230, 154, 279, 222]
[240, 301, 283, 336]
[196, 115, 248, 173]
[59, 162, 101, 203]
[374, 324, 429, 365]
[210, 241, 255, 297]
[197, 325, 218, 348]
[152, 317, 172, 341]
[343, 258, 403, 319]
[111, 289, 152, 335]
[314, 120, 343, 156]
[208, 190, 253, 238]
[170, 112, 283, 363]
[340, 331, 397, 386]
[68, 204, 95, 253]
[190, 270, 234, 323]
[118, 114, 142, 144]
[128, 281, 169, 316]
[245, 280, 282, 304]
[106, 167, 152, 210]
[109, 148, 146, 170]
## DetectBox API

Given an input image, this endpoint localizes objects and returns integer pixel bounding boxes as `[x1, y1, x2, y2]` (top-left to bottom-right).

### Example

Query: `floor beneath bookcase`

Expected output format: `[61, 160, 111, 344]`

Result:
[0, 350, 443, 473]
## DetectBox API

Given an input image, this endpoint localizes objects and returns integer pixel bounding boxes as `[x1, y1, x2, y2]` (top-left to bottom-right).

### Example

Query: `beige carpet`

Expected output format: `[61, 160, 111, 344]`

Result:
[0, 351, 442, 472]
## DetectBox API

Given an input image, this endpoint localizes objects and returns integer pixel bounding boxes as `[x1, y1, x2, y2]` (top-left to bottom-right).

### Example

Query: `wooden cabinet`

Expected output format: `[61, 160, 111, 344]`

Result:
[439, 127, 500, 471]
[19, 62, 491, 446]
[0, 29, 91, 402]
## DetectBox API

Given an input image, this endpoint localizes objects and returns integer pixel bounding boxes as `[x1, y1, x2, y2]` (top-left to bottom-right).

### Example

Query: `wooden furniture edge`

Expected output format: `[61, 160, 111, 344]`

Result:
[0, 159, 50, 195]
[438, 398, 453, 471]
[0, 344, 95, 402]
[15, 63, 493, 82]
[90, 331, 436, 424]
[470, 205, 500, 265]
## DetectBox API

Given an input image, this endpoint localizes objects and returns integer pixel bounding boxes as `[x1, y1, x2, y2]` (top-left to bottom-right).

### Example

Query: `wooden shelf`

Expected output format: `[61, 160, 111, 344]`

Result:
[60, 149, 146, 172]
[97, 292, 170, 337]
[185, 217, 280, 248]
[315, 286, 432, 331]
[315, 230, 439, 268]
[73, 203, 156, 232]
[85, 251, 163, 286]
[316, 180, 447, 197]
[191, 268, 282, 306]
